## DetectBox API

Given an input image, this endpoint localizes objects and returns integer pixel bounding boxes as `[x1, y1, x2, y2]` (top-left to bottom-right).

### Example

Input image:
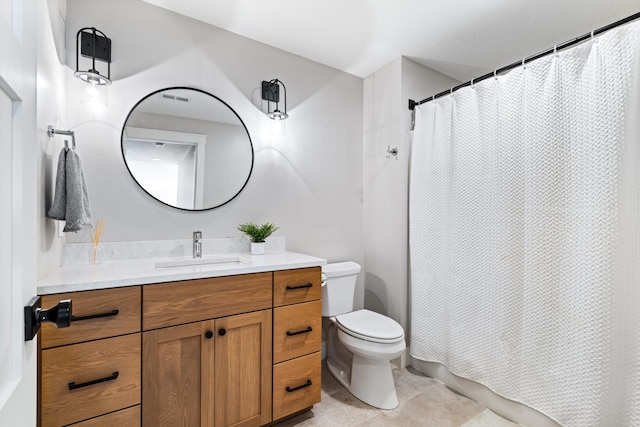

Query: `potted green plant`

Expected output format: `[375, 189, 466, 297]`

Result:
[237, 222, 279, 255]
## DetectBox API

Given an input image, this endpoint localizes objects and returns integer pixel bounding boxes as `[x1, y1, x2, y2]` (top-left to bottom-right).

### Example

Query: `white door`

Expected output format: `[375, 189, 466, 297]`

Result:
[0, 0, 38, 425]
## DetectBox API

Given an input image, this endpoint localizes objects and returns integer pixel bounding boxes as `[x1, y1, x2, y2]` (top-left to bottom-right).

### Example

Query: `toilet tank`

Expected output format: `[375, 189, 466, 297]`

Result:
[321, 262, 361, 317]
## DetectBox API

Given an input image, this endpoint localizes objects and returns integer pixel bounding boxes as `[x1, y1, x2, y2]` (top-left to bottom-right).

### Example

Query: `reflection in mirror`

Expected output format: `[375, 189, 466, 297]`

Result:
[121, 87, 253, 210]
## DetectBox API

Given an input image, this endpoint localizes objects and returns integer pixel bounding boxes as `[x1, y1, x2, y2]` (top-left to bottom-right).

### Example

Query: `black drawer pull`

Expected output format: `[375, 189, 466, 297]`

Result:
[286, 326, 313, 336]
[286, 379, 312, 393]
[286, 283, 313, 290]
[71, 309, 119, 322]
[68, 371, 119, 390]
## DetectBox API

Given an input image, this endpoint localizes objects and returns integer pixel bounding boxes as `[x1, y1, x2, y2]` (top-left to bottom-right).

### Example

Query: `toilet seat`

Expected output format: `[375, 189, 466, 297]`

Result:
[336, 309, 404, 344]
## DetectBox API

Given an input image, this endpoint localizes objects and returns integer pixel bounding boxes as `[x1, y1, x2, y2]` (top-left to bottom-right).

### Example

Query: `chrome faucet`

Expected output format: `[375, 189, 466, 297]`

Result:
[193, 231, 202, 259]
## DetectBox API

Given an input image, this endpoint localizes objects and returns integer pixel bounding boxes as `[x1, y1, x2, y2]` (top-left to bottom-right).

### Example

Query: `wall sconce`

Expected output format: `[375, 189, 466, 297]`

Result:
[261, 79, 288, 120]
[74, 27, 111, 86]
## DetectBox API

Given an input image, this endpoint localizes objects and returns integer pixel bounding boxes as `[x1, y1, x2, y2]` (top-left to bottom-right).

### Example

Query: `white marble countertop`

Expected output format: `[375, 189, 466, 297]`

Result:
[37, 251, 327, 295]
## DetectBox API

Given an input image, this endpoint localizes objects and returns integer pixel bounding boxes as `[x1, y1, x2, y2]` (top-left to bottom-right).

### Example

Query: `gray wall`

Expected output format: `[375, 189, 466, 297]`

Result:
[39, 0, 365, 305]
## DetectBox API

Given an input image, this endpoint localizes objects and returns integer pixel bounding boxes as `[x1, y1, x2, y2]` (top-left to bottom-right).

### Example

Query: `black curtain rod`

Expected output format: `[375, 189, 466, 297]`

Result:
[408, 10, 640, 110]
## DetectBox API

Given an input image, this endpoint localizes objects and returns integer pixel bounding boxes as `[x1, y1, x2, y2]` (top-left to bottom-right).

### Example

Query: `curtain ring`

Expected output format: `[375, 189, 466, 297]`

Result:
[494, 70, 497, 80]
[522, 58, 526, 70]
[470, 78, 475, 89]
[553, 45, 558, 56]
[591, 30, 595, 39]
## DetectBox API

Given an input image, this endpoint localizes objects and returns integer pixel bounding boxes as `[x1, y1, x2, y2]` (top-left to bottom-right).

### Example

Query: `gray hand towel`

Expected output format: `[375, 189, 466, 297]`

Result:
[46, 148, 67, 220]
[46, 147, 93, 232]
[63, 149, 93, 231]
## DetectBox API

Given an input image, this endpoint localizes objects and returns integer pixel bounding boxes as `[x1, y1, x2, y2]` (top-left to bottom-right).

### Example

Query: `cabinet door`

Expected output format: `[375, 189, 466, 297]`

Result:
[41, 286, 141, 348]
[273, 352, 322, 421]
[273, 268, 321, 307]
[142, 321, 215, 427]
[41, 334, 141, 427]
[273, 301, 322, 363]
[215, 310, 272, 427]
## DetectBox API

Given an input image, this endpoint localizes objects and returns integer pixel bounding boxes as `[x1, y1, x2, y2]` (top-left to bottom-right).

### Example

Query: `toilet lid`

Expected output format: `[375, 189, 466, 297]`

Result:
[336, 309, 404, 343]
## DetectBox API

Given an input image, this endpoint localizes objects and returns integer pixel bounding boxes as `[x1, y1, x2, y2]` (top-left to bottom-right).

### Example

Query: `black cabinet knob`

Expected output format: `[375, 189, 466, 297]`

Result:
[218, 328, 226, 336]
[205, 330, 213, 339]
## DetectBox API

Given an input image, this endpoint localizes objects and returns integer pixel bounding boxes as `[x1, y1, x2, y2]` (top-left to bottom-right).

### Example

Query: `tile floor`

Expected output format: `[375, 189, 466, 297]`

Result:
[274, 363, 521, 427]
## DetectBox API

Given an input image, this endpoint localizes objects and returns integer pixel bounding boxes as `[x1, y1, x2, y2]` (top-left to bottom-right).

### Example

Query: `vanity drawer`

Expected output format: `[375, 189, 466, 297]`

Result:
[40, 334, 141, 427]
[143, 272, 272, 330]
[273, 267, 321, 307]
[41, 286, 141, 349]
[67, 406, 140, 426]
[273, 352, 322, 421]
[274, 300, 322, 363]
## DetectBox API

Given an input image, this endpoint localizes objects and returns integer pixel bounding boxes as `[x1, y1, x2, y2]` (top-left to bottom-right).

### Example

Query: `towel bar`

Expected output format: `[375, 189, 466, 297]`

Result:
[48, 125, 76, 149]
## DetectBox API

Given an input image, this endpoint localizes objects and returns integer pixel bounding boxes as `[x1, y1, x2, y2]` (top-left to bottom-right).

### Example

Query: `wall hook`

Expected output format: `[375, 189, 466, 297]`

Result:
[386, 145, 398, 159]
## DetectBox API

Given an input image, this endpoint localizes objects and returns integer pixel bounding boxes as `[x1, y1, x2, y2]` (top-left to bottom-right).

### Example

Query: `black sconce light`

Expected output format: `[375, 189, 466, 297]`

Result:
[74, 27, 112, 86]
[261, 79, 288, 120]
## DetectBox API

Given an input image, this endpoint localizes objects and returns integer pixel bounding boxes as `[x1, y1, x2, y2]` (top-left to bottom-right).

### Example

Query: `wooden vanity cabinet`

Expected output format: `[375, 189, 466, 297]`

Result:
[39, 266, 322, 427]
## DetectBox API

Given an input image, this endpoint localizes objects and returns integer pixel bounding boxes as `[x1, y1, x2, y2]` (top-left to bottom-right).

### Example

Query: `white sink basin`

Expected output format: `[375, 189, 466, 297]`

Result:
[155, 256, 251, 269]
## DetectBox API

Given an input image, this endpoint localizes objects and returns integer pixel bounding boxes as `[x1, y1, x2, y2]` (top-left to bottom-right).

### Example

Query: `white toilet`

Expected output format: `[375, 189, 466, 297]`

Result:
[322, 261, 406, 410]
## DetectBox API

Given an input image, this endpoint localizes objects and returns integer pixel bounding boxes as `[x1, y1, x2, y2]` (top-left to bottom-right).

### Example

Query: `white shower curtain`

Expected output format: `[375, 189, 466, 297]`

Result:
[409, 21, 640, 427]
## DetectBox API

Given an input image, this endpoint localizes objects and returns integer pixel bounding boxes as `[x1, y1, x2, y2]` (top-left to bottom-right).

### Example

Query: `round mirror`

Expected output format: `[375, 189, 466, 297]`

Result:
[121, 87, 254, 211]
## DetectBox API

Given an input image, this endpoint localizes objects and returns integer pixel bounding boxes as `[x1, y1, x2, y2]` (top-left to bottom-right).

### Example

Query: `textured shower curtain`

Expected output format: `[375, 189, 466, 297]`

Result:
[409, 21, 640, 427]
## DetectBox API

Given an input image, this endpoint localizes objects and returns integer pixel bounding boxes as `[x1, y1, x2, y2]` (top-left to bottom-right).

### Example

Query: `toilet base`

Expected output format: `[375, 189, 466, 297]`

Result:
[326, 321, 401, 410]
[327, 354, 399, 410]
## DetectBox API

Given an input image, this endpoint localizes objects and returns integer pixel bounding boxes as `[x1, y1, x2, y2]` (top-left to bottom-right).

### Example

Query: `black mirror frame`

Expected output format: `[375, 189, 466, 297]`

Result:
[121, 86, 254, 212]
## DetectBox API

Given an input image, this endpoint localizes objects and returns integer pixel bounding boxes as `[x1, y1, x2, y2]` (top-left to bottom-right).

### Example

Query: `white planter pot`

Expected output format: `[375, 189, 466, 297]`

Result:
[251, 242, 266, 255]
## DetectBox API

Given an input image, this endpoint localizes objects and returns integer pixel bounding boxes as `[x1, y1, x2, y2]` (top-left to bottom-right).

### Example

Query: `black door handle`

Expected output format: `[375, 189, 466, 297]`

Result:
[39, 300, 72, 328]
[218, 328, 226, 336]
[24, 297, 73, 341]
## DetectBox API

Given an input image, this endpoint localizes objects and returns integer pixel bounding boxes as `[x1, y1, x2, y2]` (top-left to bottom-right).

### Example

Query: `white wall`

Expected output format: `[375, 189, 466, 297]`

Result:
[38, 0, 68, 278]
[362, 57, 459, 347]
[38, 0, 364, 283]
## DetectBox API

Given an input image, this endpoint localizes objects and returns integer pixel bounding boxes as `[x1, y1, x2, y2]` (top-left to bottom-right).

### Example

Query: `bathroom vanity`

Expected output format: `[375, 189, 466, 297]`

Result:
[36, 251, 325, 427]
